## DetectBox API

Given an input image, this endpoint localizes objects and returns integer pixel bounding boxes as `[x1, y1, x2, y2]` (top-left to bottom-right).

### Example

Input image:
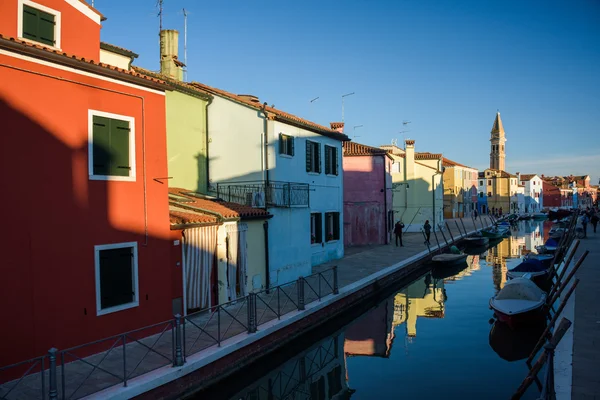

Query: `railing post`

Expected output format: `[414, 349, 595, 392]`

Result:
[277, 287, 281, 318]
[333, 266, 339, 295]
[122, 335, 128, 386]
[454, 220, 463, 237]
[287, 183, 291, 207]
[217, 307, 221, 346]
[445, 221, 455, 243]
[174, 314, 184, 367]
[247, 293, 257, 333]
[228, 186, 231, 202]
[460, 218, 468, 235]
[48, 348, 58, 400]
[297, 277, 305, 310]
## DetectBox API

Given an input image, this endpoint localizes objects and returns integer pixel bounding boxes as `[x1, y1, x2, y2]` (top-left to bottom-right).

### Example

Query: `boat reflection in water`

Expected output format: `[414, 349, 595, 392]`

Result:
[489, 319, 547, 362]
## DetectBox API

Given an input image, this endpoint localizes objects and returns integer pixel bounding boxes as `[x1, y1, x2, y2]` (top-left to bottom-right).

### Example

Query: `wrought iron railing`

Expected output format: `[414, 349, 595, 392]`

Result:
[216, 180, 310, 208]
[0, 267, 338, 400]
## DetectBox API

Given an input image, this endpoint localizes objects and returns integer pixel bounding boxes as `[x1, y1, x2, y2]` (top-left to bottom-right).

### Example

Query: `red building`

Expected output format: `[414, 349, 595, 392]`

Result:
[342, 142, 393, 246]
[0, 0, 173, 366]
[542, 181, 562, 208]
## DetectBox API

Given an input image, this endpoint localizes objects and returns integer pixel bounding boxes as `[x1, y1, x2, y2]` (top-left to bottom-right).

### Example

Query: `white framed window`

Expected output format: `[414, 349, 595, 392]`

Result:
[95, 242, 139, 316]
[324, 145, 338, 176]
[279, 133, 294, 157]
[306, 140, 321, 173]
[88, 110, 136, 181]
[324, 212, 340, 242]
[17, 0, 62, 49]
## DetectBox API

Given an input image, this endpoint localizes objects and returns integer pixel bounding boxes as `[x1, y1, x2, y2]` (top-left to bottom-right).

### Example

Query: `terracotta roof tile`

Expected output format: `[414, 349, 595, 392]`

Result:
[100, 42, 138, 58]
[442, 157, 476, 170]
[169, 188, 271, 220]
[132, 66, 211, 98]
[189, 82, 349, 141]
[343, 141, 389, 157]
[330, 122, 344, 129]
[415, 152, 442, 160]
[169, 205, 218, 225]
[0, 35, 165, 85]
[519, 174, 537, 181]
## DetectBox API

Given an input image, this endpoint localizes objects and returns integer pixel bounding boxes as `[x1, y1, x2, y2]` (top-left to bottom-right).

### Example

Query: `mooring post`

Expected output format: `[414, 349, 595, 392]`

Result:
[439, 225, 449, 247]
[460, 218, 468, 235]
[48, 348, 58, 400]
[333, 266, 339, 295]
[454, 220, 463, 237]
[247, 293, 257, 333]
[432, 229, 442, 254]
[174, 314, 184, 366]
[445, 221, 455, 243]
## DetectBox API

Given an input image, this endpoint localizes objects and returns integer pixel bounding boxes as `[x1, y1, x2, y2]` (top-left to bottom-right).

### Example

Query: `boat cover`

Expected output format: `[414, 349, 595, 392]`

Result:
[509, 259, 546, 273]
[495, 278, 544, 301]
[545, 238, 559, 247]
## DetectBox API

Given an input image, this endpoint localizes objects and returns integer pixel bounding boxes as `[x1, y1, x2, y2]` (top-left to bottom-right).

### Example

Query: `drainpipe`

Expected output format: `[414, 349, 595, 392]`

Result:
[263, 221, 270, 292]
[204, 96, 213, 193]
[432, 162, 443, 232]
[382, 155, 389, 244]
[260, 102, 270, 201]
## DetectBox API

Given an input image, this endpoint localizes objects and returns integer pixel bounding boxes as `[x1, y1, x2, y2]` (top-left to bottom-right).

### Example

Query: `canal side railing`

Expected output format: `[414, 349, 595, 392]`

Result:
[0, 267, 338, 400]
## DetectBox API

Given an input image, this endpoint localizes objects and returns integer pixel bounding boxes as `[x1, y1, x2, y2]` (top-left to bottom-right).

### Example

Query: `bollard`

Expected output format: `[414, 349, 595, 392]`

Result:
[174, 314, 184, 366]
[48, 348, 58, 400]
[247, 293, 257, 333]
[297, 277, 305, 310]
[333, 266, 339, 295]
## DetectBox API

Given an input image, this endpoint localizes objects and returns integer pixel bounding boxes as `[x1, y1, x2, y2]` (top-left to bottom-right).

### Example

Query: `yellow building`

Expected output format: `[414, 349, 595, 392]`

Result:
[442, 158, 479, 219]
[381, 140, 444, 232]
[484, 168, 518, 215]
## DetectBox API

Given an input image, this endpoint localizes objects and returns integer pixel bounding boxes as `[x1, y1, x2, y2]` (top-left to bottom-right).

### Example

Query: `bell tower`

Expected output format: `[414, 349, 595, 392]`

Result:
[490, 111, 506, 170]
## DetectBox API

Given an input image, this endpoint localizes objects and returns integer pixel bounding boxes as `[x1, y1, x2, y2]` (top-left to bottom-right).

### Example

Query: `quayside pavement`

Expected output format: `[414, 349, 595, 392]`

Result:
[0, 218, 486, 400]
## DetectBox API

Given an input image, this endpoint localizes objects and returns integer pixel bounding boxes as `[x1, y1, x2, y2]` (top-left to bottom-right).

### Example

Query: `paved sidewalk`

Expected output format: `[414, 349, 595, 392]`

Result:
[571, 229, 600, 399]
[0, 218, 485, 400]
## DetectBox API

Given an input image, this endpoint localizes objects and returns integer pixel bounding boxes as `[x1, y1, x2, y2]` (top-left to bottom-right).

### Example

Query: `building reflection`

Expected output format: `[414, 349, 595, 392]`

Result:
[485, 222, 544, 290]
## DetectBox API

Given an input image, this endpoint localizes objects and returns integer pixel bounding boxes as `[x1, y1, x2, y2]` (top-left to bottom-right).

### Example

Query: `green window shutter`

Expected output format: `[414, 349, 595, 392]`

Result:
[306, 141, 313, 172]
[334, 147, 339, 176]
[99, 247, 134, 309]
[290, 136, 295, 156]
[22, 5, 39, 42]
[334, 212, 340, 240]
[279, 133, 284, 154]
[324, 146, 331, 175]
[110, 119, 131, 176]
[37, 9, 56, 47]
[316, 143, 321, 173]
[316, 213, 322, 243]
[92, 116, 111, 176]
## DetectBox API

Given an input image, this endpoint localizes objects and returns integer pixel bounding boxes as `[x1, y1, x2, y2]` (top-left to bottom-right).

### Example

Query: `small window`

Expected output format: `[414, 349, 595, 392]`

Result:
[325, 212, 340, 242]
[488, 192, 492, 197]
[324, 145, 338, 175]
[20, 1, 60, 48]
[479, 180, 483, 186]
[89, 110, 136, 181]
[479, 192, 483, 198]
[279, 133, 294, 156]
[306, 140, 321, 173]
[95, 242, 139, 316]
[488, 180, 492, 186]
[310, 213, 322, 244]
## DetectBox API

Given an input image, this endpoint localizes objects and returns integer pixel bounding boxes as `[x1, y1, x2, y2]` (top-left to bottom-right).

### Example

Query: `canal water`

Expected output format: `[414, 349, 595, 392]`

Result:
[199, 220, 549, 400]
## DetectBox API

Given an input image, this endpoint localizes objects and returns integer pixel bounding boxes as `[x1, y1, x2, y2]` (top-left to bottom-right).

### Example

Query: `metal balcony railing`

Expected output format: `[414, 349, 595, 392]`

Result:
[216, 180, 310, 208]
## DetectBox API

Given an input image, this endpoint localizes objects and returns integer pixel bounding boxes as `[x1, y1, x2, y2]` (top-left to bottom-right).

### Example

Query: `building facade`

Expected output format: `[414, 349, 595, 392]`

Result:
[381, 140, 444, 232]
[442, 158, 478, 219]
[342, 142, 393, 246]
[517, 174, 544, 212]
[192, 82, 349, 287]
[477, 172, 488, 214]
[0, 0, 173, 365]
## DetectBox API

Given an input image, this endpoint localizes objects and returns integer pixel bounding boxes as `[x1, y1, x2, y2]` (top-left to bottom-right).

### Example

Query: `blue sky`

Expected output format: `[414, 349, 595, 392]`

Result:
[98, 0, 600, 184]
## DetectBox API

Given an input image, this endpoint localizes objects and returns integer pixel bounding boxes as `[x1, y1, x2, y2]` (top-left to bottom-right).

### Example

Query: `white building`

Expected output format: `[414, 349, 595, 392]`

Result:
[193, 83, 348, 286]
[517, 174, 544, 212]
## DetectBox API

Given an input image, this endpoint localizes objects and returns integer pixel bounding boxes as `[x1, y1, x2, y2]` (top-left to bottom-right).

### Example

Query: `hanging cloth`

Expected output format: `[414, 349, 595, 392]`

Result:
[183, 225, 217, 310]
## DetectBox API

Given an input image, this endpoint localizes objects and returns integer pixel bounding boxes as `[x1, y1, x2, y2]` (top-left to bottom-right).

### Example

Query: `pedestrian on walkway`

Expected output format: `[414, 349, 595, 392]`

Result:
[423, 220, 432, 245]
[474, 209, 478, 219]
[394, 220, 405, 247]
[591, 212, 598, 233]
[581, 213, 589, 238]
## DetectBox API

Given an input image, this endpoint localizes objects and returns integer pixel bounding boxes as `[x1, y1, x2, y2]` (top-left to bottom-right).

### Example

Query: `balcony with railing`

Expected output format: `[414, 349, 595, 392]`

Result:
[215, 180, 310, 208]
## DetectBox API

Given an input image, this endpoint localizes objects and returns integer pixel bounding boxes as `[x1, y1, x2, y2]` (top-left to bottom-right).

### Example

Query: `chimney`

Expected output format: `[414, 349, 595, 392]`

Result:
[405, 139, 415, 180]
[330, 122, 344, 134]
[160, 30, 184, 81]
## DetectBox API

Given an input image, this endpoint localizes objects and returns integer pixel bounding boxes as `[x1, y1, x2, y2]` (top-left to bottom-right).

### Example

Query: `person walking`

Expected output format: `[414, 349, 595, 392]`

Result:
[424, 220, 432, 245]
[591, 210, 599, 233]
[581, 212, 589, 238]
[474, 208, 478, 219]
[394, 220, 405, 247]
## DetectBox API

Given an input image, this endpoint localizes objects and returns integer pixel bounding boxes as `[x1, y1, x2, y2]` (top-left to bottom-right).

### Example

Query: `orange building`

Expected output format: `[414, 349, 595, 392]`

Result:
[0, 0, 174, 366]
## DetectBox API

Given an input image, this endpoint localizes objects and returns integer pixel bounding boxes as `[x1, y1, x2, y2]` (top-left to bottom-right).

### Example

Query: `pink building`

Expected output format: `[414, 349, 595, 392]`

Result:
[342, 142, 393, 246]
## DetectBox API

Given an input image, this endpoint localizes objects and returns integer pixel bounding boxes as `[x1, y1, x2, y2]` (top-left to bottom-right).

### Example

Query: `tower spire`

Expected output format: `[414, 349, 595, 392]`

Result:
[490, 111, 506, 171]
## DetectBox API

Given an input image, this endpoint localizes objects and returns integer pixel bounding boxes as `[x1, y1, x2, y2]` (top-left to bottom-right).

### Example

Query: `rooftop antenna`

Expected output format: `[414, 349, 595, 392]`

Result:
[341, 92, 355, 122]
[403, 120, 411, 126]
[391, 138, 398, 146]
[399, 130, 409, 143]
[310, 96, 319, 117]
[353, 124, 363, 139]
[183, 8, 188, 81]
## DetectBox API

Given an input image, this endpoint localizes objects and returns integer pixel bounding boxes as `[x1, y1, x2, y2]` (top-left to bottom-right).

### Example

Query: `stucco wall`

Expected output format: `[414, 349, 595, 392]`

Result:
[166, 91, 208, 192]
[246, 220, 266, 292]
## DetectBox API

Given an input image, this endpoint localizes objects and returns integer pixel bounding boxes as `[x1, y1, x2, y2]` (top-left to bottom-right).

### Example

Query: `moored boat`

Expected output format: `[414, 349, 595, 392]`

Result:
[531, 213, 548, 221]
[506, 259, 551, 291]
[489, 319, 547, 362]
[432, 253, 469, 266]
[463, 235, 489, 247]
[480, 226, 509, 238]
[524, 253, 554, 269]
[489, 277, 547, 328]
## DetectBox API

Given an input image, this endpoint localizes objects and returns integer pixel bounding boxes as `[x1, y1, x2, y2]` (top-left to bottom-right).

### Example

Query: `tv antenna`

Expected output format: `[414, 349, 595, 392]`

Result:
[183, 8, 188, 81]
[157, 0, 164, 66]
[391, 138, 398, 146]
[403, 120, 411, 126]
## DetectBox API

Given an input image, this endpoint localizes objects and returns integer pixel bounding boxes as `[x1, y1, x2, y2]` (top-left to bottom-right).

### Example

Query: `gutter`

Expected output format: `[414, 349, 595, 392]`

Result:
[170, 221, 221, 230]
[205, 96, 213, 193]
[0, 38, 167, 92]
[263, 221, 270, 292]
[260, 102, 270, 208]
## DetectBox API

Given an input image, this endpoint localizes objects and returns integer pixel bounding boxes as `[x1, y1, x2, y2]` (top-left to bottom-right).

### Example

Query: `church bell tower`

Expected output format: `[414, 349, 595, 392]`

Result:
[490, 112, 506, 170]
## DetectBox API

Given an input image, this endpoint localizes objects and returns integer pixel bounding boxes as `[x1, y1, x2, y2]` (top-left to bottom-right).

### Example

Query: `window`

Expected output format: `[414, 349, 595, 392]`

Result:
[488, 180, 492, 186]
[310, 377, 325, 400]
[488, 192, 492, 197]
[479, 192, 483, 198]
[327, 366, 342, 398]
[310, 213, 322, 244]
[19, 0, 61, 48]
[324, 145, 339, 175]
[278, 133, 294, 156]
[95, 242, 139, 316]
[479, 180, 483, 186]
[325, 212, 340, 242]
[89, 110, 136, 181]
[306, 140, 321, 173]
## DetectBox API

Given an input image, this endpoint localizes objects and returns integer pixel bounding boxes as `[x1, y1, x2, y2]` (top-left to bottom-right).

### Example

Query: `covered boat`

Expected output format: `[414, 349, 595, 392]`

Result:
[463, 235, 489, 247]
[489, 277, 547, 328]
[524, 253, 554, 269]
[480, 226, 509, 238]
[507, 259, 551, 291]
[432, 246, 468, 266]
[532, 213, 548, 220]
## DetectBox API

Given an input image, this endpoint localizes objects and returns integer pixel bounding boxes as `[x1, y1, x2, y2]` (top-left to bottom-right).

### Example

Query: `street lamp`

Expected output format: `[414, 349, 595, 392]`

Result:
[341, 92, 355, 122]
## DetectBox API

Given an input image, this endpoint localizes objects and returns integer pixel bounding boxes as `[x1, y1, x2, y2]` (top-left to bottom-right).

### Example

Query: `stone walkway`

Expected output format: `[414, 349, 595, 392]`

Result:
[571, 228, 600, 399]
[0, 218, 485, 400]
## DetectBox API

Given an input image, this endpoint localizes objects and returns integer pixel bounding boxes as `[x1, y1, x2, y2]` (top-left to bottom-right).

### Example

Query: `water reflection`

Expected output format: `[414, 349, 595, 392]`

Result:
[218, 222, 544, 400]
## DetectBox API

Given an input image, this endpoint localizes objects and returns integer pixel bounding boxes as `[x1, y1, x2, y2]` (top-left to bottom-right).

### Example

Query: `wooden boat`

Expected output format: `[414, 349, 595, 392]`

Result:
[489, 277, 547, 328]
[507, 259, 551, 291]
[524, 253, 554, 269]
[480, 226, 509, 238]
[431, 253, 468, 266]
[431, 261, 469, 280]
[463, 235, 489, 247]
[531, 213, 548, 220]
[462, 244, 488, 256]
[489, 319, 547, 362]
